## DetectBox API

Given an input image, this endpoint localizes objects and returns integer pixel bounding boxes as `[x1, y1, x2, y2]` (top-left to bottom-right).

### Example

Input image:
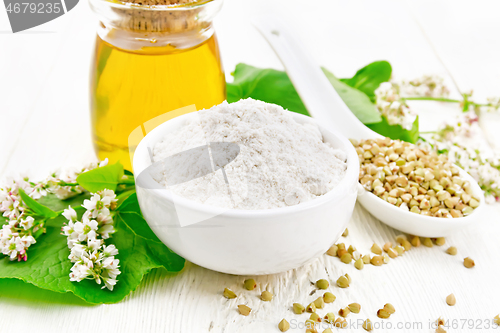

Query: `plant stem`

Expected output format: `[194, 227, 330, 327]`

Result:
[61, 178, 135, 188]
[58, 181, 79, 187]
[403, 96, 490, 107]
[402, 97, 461, 103]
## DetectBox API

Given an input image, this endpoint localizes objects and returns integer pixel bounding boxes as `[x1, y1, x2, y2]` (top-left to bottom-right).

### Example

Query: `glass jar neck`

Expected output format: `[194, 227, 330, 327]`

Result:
[89, 0, 222, 52]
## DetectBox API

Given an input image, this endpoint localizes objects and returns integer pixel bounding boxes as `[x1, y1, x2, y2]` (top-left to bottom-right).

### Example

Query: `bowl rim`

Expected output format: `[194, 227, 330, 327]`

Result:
[133, 109, 359, 219]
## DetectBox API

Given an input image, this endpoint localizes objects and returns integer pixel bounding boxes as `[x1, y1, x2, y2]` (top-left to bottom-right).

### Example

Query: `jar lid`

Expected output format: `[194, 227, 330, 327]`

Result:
[121, 0, 198, 6]
[91, 0, 222, 33]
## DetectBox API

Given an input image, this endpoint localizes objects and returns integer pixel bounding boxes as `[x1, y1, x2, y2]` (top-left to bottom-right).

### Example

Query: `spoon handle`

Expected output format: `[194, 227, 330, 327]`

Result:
[252, 16, 380, 141]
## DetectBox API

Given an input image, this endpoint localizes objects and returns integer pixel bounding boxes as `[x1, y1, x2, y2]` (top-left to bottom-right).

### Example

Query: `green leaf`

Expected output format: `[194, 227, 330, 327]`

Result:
[227, 63, 310, 116]
[114, 196, 185, 274]
[321, 68, 382, 124]
[340, 61, 392, 102]
[367, 115, 420, 143]
[0, 195, 185, 304]
[116, 189, 136, 208]
[76, 162, 124, 193]
[0, 278, 89, 305]
[115, 193, 160, 241]
[226, 62, 420, 142]
[18, 189, 58, 218]
[226, 63, 381, 124]
[37, 192, 90, 213]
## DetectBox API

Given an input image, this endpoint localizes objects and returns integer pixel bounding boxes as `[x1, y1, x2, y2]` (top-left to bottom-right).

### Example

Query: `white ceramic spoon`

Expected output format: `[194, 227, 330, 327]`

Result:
[253, 17, 485, 237]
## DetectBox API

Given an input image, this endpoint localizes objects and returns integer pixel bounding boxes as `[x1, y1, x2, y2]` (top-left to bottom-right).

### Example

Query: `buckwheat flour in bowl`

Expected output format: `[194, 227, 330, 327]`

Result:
[152, 98, 348, 210]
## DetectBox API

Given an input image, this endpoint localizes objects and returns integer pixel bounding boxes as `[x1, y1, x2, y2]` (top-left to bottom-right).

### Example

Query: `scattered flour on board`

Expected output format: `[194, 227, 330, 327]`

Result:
[152, 98, 347, 210]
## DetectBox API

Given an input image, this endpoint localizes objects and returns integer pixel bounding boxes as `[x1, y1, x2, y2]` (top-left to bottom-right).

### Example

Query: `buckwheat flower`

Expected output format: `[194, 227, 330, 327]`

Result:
[0, 206, 41, 261]
[102, 244, 119, 257]
[62, 221, 77, 244]
[83, 249, 100, 262]
[429, 111, 500, 202]
[101, 194, 117, 210]
[3, 236, 24, 260]
[20, 235, 36, 248]
[63, 188, 121, 291]
[0, 224, 13, 239]
[102, 257, 121, 279]
[375, 82, 416, 130]
[44, 166, 88, 200]
[1, 194, 21, 220]
[69, 262, 92, 282]
[0, 240, 6, 255]
[102, 277, 117, 291]
[46, 174, 83, 200]
[62, 206, 78, 222]
[485, 97, 500, 112]
[83, 194, 111, 219]
[28, 183, 47, 200]
[1, 194, 14, 213]
[400, 75, 450, 98]
[19, 216, 35, 230]
[0, 179, 38, 220]
[0, 161, 108, 263]
[69, 243, 86, 262]
[81, 255, 94, 270]
[19, 250, 27, 261]
[15, 178, 32, 193]
[73, 217, 98, 242]
[46, 158, 107, 201]
[82, 195, 100, 215]
[50, 186, 81, 200]
[81, 158, 109, 174]
[99, 189, 117, 204]
[96, 212, 113, 225]
[67, 234, 80, 249]
[98, 225, 115, 240]
[87, 238, 103, 252]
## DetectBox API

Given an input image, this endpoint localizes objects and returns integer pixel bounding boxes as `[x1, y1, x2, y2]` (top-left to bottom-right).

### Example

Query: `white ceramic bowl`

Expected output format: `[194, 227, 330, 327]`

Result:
[133, 111, 359, 275]
[357, 165, 485, 237]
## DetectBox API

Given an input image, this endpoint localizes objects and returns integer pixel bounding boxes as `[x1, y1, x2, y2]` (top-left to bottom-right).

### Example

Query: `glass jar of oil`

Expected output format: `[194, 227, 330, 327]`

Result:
[89, 0, 225, 171]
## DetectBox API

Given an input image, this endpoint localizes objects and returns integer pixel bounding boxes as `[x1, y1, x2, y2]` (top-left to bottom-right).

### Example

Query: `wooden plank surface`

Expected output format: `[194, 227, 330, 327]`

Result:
[1, 1, 499, 332]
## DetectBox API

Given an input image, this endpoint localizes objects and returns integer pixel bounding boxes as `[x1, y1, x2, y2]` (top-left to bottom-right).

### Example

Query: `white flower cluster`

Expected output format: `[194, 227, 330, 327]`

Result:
[400, 75, 450, 98]
[0, 218, 37, 261]
[485, 97, 500, 113]
[0, 180, 42, 261]
[431, 112, 500, 202]
[375, 74, 500, 203]
[0, 159, 110, 262]
[375, 82, 417, 130]
[62, 189, 121, 291]
[374, 75, 452, 130]
[45, 159, 109, 200]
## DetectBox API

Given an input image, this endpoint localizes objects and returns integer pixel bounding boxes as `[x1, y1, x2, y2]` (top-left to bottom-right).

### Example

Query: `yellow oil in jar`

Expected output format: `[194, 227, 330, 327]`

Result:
[90, 34, 226, 171]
